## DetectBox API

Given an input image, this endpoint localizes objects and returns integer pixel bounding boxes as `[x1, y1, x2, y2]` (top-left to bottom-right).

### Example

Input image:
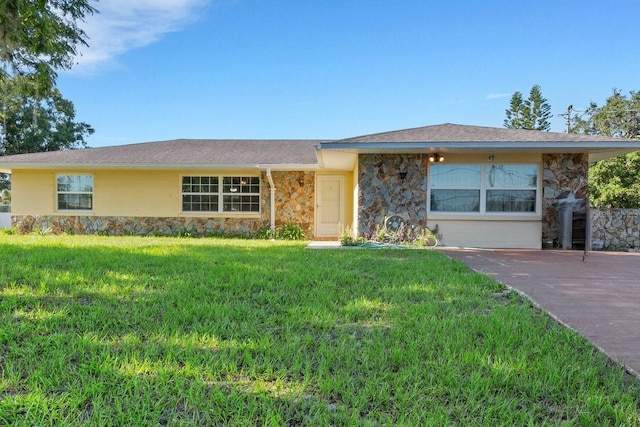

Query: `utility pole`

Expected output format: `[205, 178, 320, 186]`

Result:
[566, 105, 573, 133]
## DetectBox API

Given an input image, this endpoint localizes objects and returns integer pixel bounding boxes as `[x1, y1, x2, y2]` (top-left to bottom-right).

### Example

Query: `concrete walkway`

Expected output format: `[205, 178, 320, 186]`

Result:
[441, 249, 640, 377]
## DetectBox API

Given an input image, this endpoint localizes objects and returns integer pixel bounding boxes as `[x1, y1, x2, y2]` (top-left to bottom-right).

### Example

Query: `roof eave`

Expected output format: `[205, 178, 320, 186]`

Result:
[320, 141, 640, 156]
[0, 162, 319, 172]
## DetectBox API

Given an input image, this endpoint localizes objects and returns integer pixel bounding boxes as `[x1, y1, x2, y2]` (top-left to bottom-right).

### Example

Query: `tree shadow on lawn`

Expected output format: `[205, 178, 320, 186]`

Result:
[0, 241, 448, 424]
[1, 239, 639, 425]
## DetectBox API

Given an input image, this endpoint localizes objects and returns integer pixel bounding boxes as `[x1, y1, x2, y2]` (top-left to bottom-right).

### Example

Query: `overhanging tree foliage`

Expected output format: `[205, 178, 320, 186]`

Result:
[572, 89, 640, 139]
[504, 84, 552, 131]
[1, 78, 94, 156]
[0, 76, 94, 191]
[0, 1, 97, 192]
[0, 0, 97, 89]
[572, 89, 640, 208]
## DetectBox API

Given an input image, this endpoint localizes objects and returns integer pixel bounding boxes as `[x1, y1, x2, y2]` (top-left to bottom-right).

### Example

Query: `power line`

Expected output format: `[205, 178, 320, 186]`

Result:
[556, 105, 584, 133]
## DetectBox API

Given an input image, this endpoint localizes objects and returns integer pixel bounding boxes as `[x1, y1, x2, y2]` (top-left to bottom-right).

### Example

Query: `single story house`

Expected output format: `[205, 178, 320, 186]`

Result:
[1, 123, 639, 248]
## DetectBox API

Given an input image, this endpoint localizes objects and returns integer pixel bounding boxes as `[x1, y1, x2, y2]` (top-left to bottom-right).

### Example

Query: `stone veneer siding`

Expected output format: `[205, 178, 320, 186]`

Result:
[12, 171, 316, 237]
[271, 171, 315, 237]
[591, 209, 640, 250]
[357, 153, 590, 246]
[12, 215, 267, 236]
[542, 153, 589, 244]
[358, 154, 428, 236]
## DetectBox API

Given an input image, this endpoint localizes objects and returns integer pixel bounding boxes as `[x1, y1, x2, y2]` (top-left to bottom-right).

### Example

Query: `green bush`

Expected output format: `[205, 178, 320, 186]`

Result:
[0, 227, 16, 235]
[275, 222, 306, 240]
[339, 226, 364, 246]
[34, 226, 53, 236]
[176, 228, 195, 238]
[254, 223, 307, 240]
[346, 222, 439, 247]
[254, 226, 276, 240]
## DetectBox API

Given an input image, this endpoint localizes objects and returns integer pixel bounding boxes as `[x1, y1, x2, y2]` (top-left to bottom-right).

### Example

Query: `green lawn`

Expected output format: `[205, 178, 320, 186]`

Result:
[0, 235, 638, 425]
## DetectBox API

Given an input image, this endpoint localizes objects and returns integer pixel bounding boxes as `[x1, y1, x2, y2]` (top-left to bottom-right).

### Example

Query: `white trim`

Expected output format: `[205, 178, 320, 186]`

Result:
[180, 174, 261, 215]
[55, 173, 94, 212]
[427, 163, 541, 216]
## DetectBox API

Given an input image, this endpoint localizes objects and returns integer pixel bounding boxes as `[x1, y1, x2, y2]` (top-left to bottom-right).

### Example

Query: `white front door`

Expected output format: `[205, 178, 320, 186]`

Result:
[316, 175, 345, 238]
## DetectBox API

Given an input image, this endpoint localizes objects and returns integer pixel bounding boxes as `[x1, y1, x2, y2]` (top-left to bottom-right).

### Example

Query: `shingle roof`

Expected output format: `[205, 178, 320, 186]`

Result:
[318, 123, 640, 162]
[0, 139, 322, 169]
[2, 123, 639, 172]
[333, 123, 622, 143]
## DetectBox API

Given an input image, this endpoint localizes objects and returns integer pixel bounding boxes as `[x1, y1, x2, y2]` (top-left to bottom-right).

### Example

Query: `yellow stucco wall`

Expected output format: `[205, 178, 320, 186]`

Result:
[95, 170, 179, 216]
[11, 168, 268, 217]
[11, 170, 56, 215]
[427, 219, 542, 249]
[352, 160, 359, 235]
[344, 172, 354, 232]
[436, 153, 541, 163]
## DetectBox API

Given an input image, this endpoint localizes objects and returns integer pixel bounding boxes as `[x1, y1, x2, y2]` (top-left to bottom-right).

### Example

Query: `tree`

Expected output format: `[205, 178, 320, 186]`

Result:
[504, 91, 526, 129]
[589, 152, 640, 208]
[504, 84, 552, 131]
[571, 89, 640, 208]
[0, 76, 94, 190]
[571, 89, 640, 139]
[527, 85, 552, 131]
[0, 0, 97, 90]
[0, 1, 96, 192]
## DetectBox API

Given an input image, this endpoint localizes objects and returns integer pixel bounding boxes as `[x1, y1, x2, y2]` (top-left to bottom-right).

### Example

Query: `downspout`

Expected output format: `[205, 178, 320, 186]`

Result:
[266, 168, 276, 232]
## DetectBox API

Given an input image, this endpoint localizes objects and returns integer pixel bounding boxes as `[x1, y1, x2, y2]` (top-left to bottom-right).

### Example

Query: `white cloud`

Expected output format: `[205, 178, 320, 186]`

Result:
[73, 0, 209, 70]
[486, 93, 511, 100]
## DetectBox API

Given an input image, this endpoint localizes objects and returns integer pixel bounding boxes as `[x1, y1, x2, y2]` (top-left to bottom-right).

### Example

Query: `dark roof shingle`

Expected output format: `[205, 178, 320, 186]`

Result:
[333, 123, 622, 143]
[0, 139, 322, 167]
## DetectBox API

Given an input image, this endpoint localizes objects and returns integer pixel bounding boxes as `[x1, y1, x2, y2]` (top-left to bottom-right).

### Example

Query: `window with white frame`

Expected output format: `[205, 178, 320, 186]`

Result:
[485, 164, 538, 212]
[182, 176, 219, 212]
[429, 164, 538, 213]
[182, 176, 260, 213]
[222, 176, 260, 212]
[429, 164, 481, 212]
[57, 175, 93, 211]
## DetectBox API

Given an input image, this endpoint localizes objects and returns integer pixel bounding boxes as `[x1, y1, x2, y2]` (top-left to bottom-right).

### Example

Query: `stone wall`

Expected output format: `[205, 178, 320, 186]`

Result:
[542, 153, 589, 244]
[12, 215, 270, 236]
[591, 209, 640, 250]
[358, 154, 428, 236]
[11, 171, 316, 237]
[271, 171, 315, 237]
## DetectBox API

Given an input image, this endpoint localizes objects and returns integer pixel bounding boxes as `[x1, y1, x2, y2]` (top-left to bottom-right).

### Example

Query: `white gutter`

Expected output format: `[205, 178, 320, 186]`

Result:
[266, 168, 276, 232]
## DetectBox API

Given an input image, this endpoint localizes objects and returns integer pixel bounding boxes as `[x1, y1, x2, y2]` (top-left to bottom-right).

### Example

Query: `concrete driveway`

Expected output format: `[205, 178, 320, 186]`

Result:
[441, 249, 640, 377]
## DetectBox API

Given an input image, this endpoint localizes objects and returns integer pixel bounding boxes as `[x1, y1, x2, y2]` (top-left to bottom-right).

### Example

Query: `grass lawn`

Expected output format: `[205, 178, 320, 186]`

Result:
[0, 235, 639, 425]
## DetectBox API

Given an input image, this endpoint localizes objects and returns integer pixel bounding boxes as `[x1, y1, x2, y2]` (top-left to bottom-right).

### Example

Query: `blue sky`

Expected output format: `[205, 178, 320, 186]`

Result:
[58, 0, 640, 147]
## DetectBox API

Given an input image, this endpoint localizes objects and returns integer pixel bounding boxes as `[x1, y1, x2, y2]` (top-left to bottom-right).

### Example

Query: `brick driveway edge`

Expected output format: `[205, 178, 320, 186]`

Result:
[440, 248, 640, 379]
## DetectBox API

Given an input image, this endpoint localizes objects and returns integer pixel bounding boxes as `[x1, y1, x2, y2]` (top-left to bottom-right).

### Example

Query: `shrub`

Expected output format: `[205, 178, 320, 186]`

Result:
[0, 227, 16, 235]
[254, 226, 276, 240]
[255, 223, 307, 240]
[275, 223, 306, 240]
[347, 222, 439, 247]
[34, 226, 53, 236]
[176, 228, 195, 238]
[339, 226, 364, 246]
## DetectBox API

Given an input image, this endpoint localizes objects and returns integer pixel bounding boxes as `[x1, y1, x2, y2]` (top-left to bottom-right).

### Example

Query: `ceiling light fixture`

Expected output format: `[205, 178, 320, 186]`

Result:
[429, 153, 445, 163]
